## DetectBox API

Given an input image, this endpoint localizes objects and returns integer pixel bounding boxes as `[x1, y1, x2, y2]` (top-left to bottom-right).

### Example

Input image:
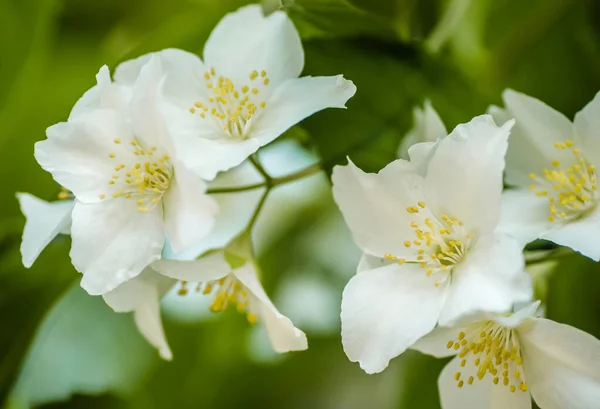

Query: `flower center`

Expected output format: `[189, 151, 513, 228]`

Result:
[103, 139, 173, 213]
[384, 201, 472, 286]
[528, 140, 597, 222]
[446, 322, 528, 393]
[189, 68, 270, 139]
[178, 276, 257, 324]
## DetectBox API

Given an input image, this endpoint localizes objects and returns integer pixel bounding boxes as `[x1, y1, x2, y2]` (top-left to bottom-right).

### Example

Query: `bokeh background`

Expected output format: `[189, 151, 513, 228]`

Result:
[2, 0, 600, 408]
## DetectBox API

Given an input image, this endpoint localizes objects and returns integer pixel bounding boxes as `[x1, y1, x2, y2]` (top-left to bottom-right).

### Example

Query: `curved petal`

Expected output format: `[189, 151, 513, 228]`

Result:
[438, 233, 531, 326]
[424, 115, 512, 236]
[152, 251, 231, 282]
[16, 194, 74, 268]
[341, 263, 447, 374]
[250, 75, 356, 147]
[411, 326, 464, 358]
[574, 91, 600, 167]
[540, 204, 600, 261]
[134, 290, 172, 360]
[439, 356, 532, 409]
[502, 89, 577, 187]
[70, 200, 165, 295]
[203, 5, 303, 90]
[163, 163, 218, 253]
[36, 110, 134, 203]
[357, 253, 387, 273]
[498, 188, 554, 248]
[519, 318, 600, 409]
[234, 263, 308, 353]
[398, 100, 447, 159]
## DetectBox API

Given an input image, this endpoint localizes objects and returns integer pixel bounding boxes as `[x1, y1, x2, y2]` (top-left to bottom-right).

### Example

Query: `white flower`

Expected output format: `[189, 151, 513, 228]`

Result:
[332, 115, 532, 374]
[34, 57, 218, 295]
[491, 90, 600, 260]
[111, 5, 357, 180]
[153, 251, 308, 353]
[398, 100, 447, 159]
[16, 193, 74, 268]
[413, 301, 600, 409]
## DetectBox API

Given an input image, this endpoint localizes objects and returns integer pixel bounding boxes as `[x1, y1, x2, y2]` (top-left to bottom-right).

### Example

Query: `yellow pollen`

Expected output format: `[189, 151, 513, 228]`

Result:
[109, 153, 116, 158]
[418, 201, 426, 208]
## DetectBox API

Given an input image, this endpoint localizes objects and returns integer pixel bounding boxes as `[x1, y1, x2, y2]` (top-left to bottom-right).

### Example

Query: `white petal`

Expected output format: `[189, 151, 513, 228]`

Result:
[487, 105, 511, 125]
[234, 263, 308, 353]
[35, 110, 134, 203]
[70, 200, 165, 295]
[357, 253, 387, 273]
[332, 159, 428, 258]
[398, 100, 447, 159]
[540, 204, 600, 261]
[493, 300, 541, 328]
[341, 263, 447, 373]
[411, 326, 464, 358]
[438, 356, 532, 409]
[251, 75, 356, 147]
[519, 318, 600, 409]
[424, 115, 512, 236]
[203, 5, 303, 89]
[134, 291, 172, 360]
[152, 251, 231, 282]
[16, 193, 74, 268]
[163, 162, 218, 253]
[498, 188, 554, 248]
[438, 233, 531, 326]
[574, 91, 600, 166]
[502, 89, 577, 187]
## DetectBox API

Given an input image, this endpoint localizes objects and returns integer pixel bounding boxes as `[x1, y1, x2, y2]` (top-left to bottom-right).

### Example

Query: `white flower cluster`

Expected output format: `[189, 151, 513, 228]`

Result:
[16, 4, 600, 409]
[333, 95, 600, 409]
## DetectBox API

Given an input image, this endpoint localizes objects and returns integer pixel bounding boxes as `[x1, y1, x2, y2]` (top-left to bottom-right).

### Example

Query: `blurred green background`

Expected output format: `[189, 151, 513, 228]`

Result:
[2, 0, 600, 408]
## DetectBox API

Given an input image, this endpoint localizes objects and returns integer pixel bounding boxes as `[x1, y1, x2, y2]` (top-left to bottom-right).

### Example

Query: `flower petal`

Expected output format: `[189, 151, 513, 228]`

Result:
[16, 193, 74, 268]
[163, 163, 218, 254]
[501, 89, 577, 187]
[152, 251, 231, 282]
[398, 100, 447, 159]
[70, 200, 165, 295]
[574, 91, 600, 167]
[35, 110, 134, 203]
[438, 356, 532, 409]
[411, 326, 464, 358]
[519, 318, 600, 409]
[498, 188, 554, 248]
[234, 263, 308, 353]
[332, 159, 428, 258]
[203, 5, 303, 89]
[438, 233, 531, 326]
[251, 75, 356, 147]
[540, 204, 600, 261]
[341, 263, 447, 373]
[424, 115, 512, 236]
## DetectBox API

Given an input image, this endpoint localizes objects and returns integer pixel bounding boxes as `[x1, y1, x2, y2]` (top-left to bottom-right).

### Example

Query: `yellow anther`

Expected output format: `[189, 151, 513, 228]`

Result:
[552, 160, 561, 167]
[249, 70, 258, 80]
[404, 241, 411, 247]
[109, 153, 116, 158]
[260, 70, 267, 77]
[417, 201, 426, 208]
[114, 138, 121, 144]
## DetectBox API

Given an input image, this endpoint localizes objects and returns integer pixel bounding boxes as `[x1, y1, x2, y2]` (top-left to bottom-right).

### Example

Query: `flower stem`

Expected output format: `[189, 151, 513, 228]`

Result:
[245, 188, 270, 232]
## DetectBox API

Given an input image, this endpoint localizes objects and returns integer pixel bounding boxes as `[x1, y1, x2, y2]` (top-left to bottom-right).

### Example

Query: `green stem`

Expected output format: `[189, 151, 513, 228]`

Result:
[245, 189, 270, 232]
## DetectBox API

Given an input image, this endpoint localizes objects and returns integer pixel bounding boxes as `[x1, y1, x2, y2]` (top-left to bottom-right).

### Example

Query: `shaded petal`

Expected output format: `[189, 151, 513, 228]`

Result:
[519, 318, 600, 409]
[16, 193, 74, 268]
[152, 251, 231, 282]
[502, 89, 577, 187]
[411, 325, 463, 358]
[574, 91, 600, 167]
[250, 75, 356, 147]
[332, 159, 428, 258]
[70, 200, 165, 295]
[439, 356, 532, 409]
[424, 115, 512, 236]
[398, 100, 447, 159]
[341, 263, 447, 373]
[540, 204, 600, 261]
[234, 263, 308, 353]
[35, 110, 134, 203]
[498, 188, 554, 248]
[163, 162, 218, 253]
[357, 253, 387, 273]
[439, 233, 531, 326]
[203, 5, 303, 89]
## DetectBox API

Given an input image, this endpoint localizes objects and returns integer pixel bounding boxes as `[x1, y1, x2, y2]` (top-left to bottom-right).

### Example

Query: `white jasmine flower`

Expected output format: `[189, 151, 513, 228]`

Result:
[332, 115, 532, 374]
[413, 301, 600, 409]
[34, 57, 218, 295]
[398, 100, 447, 159]
[491, 90, 600, 260]
[16, 193, 74, 268]
[112, 5, 357, 180]
[153, 250, 308, 353]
